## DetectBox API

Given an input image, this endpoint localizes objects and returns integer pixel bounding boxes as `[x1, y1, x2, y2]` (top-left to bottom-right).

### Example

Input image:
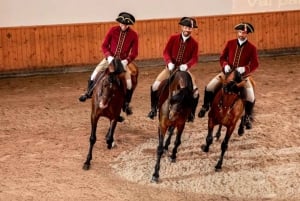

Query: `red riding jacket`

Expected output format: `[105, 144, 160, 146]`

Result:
[220, 39, 259, 76]
[102, 26, 138, 64]
[163, 33, 198, 69]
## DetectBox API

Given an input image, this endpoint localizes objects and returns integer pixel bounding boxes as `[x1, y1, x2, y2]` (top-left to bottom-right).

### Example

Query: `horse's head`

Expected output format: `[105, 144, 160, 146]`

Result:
[98, 74, 121, 109]
[223, 70, 244, 94]
[167, 71, 194, 120]
[108, 58, 125, 75]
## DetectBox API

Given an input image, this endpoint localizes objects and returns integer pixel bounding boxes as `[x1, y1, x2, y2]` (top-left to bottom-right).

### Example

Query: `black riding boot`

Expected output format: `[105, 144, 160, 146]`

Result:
[123, 89, 133, 115]
[245, 101, 255, 129]
[198, 88, 214, 118]
[147, 87, 158, 119]
[79, 79, 94, 102]
[187, 94, 199, 122]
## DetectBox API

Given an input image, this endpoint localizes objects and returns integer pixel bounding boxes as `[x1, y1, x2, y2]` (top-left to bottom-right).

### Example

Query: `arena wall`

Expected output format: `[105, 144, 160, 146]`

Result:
[0, 11, 299, 72]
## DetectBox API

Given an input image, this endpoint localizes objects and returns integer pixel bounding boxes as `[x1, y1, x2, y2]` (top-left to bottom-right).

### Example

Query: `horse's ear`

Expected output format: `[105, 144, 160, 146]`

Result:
[235, 70, 243, 83]
[113, 59, 125, 74]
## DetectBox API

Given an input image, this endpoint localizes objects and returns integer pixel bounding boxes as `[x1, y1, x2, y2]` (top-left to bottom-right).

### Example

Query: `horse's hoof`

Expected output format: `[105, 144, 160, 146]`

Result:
[147, 110, 157, 119]
[125, 108, 133, 115]
[215, 167, 222, 172]
[151, 176, 159, 183]
[238, 129, 244, 136]
[107, 141, 116, 149]
[214, 134, 221, 141]
[198, 108, 207, 118]
[201, 144, 209, 152]
[215, 162, 222, 171]
[82, 163, 90, 170]
[245, 124, 252, 130]
[79, 94, 87, 102]
[117, 116, 125, 122]
[169, 157, 176, 163]
[187, 114, 195, 122]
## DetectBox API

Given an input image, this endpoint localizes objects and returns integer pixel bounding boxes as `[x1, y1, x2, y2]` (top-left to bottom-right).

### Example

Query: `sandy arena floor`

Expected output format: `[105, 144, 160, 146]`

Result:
[0, 54, 299, 201]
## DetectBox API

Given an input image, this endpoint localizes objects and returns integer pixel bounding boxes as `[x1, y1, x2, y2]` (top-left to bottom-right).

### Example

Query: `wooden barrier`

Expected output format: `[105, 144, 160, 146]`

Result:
[0, 11, 299, 72]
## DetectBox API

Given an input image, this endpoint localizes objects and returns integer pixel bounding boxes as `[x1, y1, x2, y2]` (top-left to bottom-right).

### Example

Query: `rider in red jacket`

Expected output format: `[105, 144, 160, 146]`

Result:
[198, 22, 259, 129]
[147, 17, 200, 122]
[79, 12, 138, 116]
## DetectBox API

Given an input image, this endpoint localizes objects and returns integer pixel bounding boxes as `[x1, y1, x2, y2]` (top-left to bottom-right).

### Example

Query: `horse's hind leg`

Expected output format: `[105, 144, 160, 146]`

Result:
[164, 126, 175, 152]
[83, 115, 100, 170]
[169, 125, 184, 162]
[215, 127, 233, 171]
[152, 126, 166, 183]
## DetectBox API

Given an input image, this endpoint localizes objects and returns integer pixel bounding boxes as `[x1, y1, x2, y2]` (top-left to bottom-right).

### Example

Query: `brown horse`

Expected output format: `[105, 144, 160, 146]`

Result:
[83, 58, 138, 170]
[151, 70, 194, 183]
[201, 70, 246, 171]
[213, 74, 256, 140]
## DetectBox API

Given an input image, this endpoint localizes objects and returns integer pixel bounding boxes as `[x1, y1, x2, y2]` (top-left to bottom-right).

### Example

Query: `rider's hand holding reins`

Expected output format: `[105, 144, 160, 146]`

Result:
[121, 59, 128, 70]
[236, 66, 245, 74]
[224, 64, 231, 73]
[168, 62, 175, 71]
[179, 64, 188, 71]
[107, 56, 114, 64]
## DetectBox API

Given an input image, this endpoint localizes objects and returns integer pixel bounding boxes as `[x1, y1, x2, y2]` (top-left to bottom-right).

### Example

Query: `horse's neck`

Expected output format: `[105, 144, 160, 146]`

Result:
[216, 89, 240, 109]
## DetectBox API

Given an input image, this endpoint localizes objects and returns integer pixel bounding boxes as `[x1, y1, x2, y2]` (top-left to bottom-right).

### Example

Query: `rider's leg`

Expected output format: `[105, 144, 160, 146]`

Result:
[79, 59, 108, 102]
[198, 73, 223, 118]
[244, 80, 255, 129]
[123, 71, 133, 115]
[187, 72, 199, 122]
[147, 68, 169, 119]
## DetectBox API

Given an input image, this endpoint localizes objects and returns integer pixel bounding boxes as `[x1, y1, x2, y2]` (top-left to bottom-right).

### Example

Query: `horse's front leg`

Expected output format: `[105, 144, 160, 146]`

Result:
[215, 125, 222, 140]
[151, 126, 166, 183]
[169, 124, 185, 162]
[201, 118, 214, 152]
[106, 119, 118, 149]
[215, 126, 234, 171]
[163, 126, 175, 152]
[83, 114, 100, 170]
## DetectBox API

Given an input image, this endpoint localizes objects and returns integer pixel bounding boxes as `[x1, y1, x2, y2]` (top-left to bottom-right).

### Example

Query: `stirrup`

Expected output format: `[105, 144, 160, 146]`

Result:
[198, 106, 208, 118]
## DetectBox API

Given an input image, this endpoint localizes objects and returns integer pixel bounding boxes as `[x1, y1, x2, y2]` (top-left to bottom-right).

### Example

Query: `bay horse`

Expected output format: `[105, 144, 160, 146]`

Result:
[83, 58, 138, 170]
[201, 70, 247, 171]
[151, 70, 194, 183]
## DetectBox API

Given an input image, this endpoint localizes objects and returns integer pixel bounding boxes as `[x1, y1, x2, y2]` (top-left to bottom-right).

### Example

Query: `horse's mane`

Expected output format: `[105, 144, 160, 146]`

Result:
[111, 58, 125, 75]
[223, 70, 243, 94]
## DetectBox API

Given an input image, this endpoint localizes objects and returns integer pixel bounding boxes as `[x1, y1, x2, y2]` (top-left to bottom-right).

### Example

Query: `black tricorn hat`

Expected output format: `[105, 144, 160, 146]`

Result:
[234, 22, 254, 33]
[116, 12, 135, 25]
[179, 17, 198, 28]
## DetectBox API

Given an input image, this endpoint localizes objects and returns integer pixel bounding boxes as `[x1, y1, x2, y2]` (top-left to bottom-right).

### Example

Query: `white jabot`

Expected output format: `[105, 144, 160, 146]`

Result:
[181, 33, 190, 42]
[238, 38, 247, 46]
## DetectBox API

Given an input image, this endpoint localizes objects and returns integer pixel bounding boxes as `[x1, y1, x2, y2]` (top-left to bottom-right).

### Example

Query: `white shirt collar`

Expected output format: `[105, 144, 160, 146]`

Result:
[238, 38, 247, 45]
[181, 33, 190, 42]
